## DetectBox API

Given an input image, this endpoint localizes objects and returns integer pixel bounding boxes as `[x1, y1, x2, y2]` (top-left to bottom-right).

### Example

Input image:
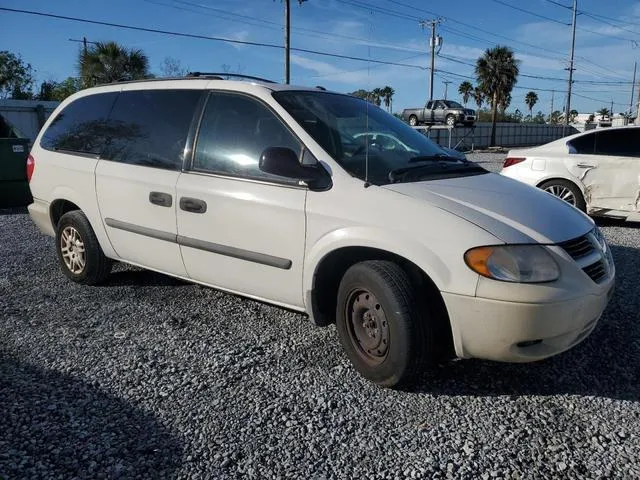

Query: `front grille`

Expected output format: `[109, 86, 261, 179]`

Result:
[582, 260, 607, 283]
[559, 235, 595, 260]
[558, 232, 610, 283]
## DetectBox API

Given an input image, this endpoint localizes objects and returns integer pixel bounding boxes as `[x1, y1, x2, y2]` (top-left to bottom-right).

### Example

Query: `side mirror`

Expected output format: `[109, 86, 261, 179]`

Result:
[259, 147, 324, 184]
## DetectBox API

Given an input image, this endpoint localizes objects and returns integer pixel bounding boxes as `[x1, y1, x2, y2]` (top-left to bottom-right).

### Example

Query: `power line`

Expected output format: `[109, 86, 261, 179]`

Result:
[0, 7, 427, 71]
[489, 0, 570, 25]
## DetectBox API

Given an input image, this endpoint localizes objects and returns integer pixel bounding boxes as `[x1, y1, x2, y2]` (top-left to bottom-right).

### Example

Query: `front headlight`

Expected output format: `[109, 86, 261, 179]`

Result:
[464, 245, 560, 283]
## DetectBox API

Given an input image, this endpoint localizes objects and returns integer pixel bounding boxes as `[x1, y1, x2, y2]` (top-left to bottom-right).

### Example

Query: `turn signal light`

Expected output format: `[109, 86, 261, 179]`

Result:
[26, 154, 35, 182]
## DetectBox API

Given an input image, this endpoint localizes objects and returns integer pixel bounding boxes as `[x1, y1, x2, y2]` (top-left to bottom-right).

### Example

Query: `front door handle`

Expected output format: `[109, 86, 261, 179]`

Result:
[179, 197, 207, 214]
[576, 163, 596, 168]
[149, 191, 172, 207]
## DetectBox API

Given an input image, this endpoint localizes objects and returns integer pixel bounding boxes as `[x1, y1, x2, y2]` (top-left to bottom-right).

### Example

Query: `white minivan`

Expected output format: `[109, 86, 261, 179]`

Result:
[27, 75, 615, 387]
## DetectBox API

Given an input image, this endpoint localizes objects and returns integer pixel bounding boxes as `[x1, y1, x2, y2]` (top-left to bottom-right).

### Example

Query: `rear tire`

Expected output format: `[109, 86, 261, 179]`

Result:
[56, 210, 112, 285]
[335, 260, 434, 388]
[538, 179, 586, 212]
[409, 115, 418, 126]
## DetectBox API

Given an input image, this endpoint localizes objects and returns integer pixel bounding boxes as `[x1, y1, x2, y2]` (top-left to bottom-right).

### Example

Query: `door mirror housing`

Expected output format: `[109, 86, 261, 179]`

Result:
[259, 147, 326, 185]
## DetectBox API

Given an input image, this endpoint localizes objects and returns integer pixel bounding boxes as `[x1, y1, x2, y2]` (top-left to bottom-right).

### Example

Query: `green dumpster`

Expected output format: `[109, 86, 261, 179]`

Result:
[0, 138, 33, 207]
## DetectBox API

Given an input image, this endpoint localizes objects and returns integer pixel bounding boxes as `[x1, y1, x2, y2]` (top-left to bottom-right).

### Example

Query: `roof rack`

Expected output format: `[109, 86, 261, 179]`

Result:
[186, 72, 277, 84]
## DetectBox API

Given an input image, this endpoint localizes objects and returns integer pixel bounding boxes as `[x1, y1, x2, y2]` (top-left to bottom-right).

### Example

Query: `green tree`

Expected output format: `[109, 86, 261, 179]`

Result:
[473, 86, 484, 109]
[475, 46, 520, 146]
[51, 77, 82, 101]
[597, 107, 610, 121]
[0, 51, 34, 99]
[533, 110, 546, 124]
[37, 81, 57, 100]
[458, 81, 473, 106]
[549, 110, 563, 124]
[569, 109, 579, 123]
[524, 91, 538, 118]
[381, 86, 395, 112]
[79, 41, 150, 87]
[350, 89, 370, 101]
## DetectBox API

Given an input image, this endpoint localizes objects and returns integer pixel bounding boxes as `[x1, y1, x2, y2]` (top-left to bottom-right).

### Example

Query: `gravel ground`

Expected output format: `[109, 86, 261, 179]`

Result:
[1, 155, 639, 479]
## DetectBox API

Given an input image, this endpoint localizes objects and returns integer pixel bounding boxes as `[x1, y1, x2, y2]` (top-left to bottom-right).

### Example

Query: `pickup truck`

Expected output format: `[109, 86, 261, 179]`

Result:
[402, 100, 476, 127]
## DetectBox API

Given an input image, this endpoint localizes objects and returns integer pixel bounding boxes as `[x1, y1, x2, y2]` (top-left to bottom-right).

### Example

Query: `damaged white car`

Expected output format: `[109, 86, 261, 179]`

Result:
[501, 126, 640, 222]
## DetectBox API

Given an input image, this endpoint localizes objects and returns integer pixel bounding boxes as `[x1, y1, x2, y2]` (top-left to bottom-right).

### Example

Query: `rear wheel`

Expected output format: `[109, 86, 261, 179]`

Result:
[538, 179, 586, 212]
[56, 210, 112, 285]
[335, 260, 434, 388]
[408, 115, 418, 126]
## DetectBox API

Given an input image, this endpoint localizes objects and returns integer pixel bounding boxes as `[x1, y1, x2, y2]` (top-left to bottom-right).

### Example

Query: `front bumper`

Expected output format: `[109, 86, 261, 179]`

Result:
[443, 279, 614, 362]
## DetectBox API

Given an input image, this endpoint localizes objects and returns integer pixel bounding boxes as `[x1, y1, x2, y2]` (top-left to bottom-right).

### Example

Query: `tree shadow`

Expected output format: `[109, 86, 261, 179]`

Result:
[0, 358, 184, 479]
[410, 244, 640, 401]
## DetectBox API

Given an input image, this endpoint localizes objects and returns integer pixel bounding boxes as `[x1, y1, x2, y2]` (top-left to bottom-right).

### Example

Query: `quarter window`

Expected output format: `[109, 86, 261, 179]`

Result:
[101, 89, 202, 170]
[193, 93, 302, 182]
[567, 132, 595, 154]
[40, 93, 118, 154]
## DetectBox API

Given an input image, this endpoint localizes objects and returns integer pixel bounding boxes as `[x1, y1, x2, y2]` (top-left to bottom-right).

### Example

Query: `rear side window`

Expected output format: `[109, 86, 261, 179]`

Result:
[567, 132, 595, 154]
[101, 89, 202, 170]
[192, 92, 302, 183]
[40, 93, 118, 155]
[595, 129, 640, 157]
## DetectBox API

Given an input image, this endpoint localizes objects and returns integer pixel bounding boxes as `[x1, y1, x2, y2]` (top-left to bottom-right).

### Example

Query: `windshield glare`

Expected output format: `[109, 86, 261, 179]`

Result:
[273, 91, 477, 185]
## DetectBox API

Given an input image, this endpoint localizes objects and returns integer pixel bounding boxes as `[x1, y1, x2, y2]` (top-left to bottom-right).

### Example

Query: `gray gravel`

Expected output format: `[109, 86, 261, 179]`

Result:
[1, 165, 639, 478]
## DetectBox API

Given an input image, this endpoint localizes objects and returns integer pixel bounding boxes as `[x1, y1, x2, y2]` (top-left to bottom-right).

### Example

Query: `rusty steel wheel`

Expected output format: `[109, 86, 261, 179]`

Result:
[345, 289, 390, 366]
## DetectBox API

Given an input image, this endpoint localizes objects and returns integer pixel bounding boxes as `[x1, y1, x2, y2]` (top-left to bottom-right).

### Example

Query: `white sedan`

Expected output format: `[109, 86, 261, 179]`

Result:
[501, 126, 640, 222]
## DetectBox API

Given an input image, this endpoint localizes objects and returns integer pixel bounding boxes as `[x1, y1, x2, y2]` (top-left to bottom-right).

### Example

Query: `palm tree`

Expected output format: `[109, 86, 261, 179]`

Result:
[473, 86, 484, 109]
[381, 86, 395, 112]
[370, 88, 383, 107]
[475, 46, 520, 146]
[597, 107, 611, 121]
[458, 81, 473, 106]
[525, 91, 538, 118]
[79, 41, 150, 87]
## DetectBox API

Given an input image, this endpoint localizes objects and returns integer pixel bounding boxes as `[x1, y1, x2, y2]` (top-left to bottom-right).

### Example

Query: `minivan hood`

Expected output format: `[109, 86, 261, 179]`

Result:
[383, 172, 594, 244]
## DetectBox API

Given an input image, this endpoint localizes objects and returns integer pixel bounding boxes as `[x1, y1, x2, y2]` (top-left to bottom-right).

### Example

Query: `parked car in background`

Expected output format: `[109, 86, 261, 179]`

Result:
[402, 100, 476, 127]
[27, 76, 614, 388]
[501, 126, 640, 222]
[0, 115, 32, 207]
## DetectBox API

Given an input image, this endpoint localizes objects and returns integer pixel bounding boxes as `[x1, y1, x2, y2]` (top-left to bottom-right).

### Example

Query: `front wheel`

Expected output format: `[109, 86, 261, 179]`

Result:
[408, 115, 418, 126]
[335, 260, 433, 388]
[538, 179, 586, 212]
[445, 114, 456, 126]
[56, 210, 113, 285]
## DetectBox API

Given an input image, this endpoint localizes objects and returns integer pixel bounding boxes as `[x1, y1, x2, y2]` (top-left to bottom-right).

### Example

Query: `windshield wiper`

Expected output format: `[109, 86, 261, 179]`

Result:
[408, 153, 459, 163]
[388, 160, 481, 184]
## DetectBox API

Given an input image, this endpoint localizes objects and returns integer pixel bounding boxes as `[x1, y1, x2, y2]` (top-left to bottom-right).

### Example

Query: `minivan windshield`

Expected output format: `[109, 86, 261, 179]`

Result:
[273, 91, 484, 185]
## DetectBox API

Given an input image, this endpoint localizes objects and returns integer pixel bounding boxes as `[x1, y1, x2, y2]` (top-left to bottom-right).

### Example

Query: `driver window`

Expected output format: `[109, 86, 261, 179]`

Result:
[426, 101, 433, 109]
[193, 92, 302, 183]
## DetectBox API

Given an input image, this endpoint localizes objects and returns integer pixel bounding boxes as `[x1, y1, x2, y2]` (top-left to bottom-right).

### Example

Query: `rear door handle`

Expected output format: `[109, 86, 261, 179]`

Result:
[149, 191, 172, 207]
[179, 197, 207, 214]
[576, 163, 596, 168]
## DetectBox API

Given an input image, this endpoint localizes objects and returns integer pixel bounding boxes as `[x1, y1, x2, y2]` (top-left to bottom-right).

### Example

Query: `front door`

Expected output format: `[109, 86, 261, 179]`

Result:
[95, 87, 203, 275]
[176, 91, 307, 308]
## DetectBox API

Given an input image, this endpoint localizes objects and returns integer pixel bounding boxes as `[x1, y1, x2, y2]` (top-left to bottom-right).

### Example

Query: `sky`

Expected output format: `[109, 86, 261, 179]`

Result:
[1, 0, 640, 115]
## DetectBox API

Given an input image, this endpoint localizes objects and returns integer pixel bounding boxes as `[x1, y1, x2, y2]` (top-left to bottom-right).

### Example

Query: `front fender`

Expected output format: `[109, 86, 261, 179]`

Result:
[303, 226, 480, 307]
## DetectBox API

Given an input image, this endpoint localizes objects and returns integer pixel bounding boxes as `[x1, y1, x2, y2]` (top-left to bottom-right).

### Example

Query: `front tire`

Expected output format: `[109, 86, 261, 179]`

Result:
[56, 210, 112, 285]
[538, 179, 586, 212]
[335, 260, 433, 388]
[445, 114, 456, 126]
[408, 115, 418, 126]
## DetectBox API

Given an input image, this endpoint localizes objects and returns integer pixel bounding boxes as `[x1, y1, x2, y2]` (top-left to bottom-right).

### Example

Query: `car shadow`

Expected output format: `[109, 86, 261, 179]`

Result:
[594, 217, 640, 228]
[102, 267, 190, 288]
[0, 206, 28, 215]
[409, 244, 640, 401]
[0, 358, 184, 478]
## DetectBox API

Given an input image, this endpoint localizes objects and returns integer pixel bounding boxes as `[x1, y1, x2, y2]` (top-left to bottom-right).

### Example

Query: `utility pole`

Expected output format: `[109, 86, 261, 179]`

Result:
[611, 99, 614, 117]
[550, 89, 555, 119]
[443, 80, 452, 100]
[629, 61, 636, 123]
[283, 0, 308, 85]
[565, 0, 577, 126]
[69, 37, 95, 55]
[420, 19, 441, 102]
